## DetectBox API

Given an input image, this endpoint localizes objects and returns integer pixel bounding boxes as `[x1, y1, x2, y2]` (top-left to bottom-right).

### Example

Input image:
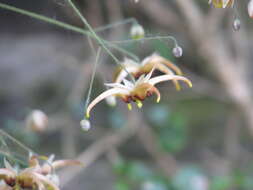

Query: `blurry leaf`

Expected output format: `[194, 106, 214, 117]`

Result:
[142, 180, 168, 190]
[158, 114, 188, 153]
[115, 181, 130, 190]
[146, 105, 170, 127]
[127, 162, 154, 182]
[152, 40, 174, 61]
[172, 166, 208, 190]
[109, 110, 126, 129]
[113, 159, 129, 175]
[209, 176, 232, 190]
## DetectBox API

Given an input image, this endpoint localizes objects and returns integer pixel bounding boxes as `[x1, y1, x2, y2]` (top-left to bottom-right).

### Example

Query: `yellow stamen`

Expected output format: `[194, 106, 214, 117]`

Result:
[175, 82, 181, 91]
[156, 96, 160, 103]
[127, 103, 132, 110]
[136, 100, 143, 108]
[85, 112, 90, 119]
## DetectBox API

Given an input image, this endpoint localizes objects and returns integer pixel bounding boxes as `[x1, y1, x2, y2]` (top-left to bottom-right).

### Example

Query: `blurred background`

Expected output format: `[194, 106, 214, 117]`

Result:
[1, 0, 253, 189]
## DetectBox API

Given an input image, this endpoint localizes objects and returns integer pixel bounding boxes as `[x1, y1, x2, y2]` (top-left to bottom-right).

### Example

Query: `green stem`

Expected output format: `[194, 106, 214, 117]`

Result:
[95, 18, 137, 32]
[85, 48, 101, 115]
[68, 0, 136, 83]
[0, 2, 90, 36]
[0, 2, 138, 80]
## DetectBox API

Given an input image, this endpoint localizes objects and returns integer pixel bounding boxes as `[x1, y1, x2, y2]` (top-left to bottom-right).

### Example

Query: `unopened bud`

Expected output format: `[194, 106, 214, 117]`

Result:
[106, 96, 117, 107]
[130, 24, 145, 40]
[26, 110, 48, 132]
[233, 18, 241, 31]
[172, 46, 183, 58]
[80, 119, 91, 131]
[248, 0, 253, 18]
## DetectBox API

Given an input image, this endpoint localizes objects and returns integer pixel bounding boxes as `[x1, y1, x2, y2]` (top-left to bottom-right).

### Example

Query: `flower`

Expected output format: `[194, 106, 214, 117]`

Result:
[0, 155, 80, 190]
[208, 0, 234, 8]
[130, 24, 145, 40]
[26, 110, 48, 133]
[86, 68, 192, 118]
[248, 0, 253, 18]
[113, 53, 183, 91]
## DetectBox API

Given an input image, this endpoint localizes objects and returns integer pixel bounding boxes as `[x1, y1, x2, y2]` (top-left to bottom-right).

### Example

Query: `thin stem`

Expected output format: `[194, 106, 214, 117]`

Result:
[0, 2, 137, 81]
[0, 2, 90, 36]
[67, 0, 136, 83]
[84, 48, 101, 116]
[0, 129, 35, 155]
[110, 35, 179, 47]
[95, 18, 138, 32]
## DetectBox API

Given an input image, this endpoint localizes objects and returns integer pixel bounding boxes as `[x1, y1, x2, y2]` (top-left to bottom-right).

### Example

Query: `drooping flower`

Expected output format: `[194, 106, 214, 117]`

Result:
[208, 0, 234, 8]
[113, 53, 183, 91]
[26, 110, 48, 133]
[0, 154, 80, 190]
[248, 0, 253, 18]
[86, 68, 192, 118]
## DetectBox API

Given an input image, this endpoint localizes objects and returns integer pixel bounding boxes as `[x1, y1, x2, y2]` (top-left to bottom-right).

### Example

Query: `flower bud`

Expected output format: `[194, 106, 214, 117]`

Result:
[172, 46, 183, 58]
[80, 119, 91, 131]
[130, 24, 145, 40]
[26, 110, 48, 132]
[106, 96, 117, 107]
[232, 18, 240, 31]
[248, 0, 253, 18]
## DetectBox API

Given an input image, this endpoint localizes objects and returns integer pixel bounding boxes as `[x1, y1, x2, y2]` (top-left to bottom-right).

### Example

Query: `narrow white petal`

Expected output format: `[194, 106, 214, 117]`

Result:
[123, 79, 134, 89]
[104, 83, 127, 89]
[148, 75, 192, 87]
[144, 65, 156, 82]
[86, 88, 129, 117]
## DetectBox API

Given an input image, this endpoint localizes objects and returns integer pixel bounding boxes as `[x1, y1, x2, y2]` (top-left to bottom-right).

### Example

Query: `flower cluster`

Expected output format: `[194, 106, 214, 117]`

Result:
[209, 0, 253, 24]
[86, 53, 192, 118]
[0, 155, 80, 190]
[208, 0, 234, 8]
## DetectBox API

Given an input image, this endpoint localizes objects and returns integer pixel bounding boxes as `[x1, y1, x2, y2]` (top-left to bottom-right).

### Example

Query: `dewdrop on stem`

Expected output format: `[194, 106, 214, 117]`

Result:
[172, 45, 183, 58]
[130, 23, 145, 40]
[80, 119, 91, 131]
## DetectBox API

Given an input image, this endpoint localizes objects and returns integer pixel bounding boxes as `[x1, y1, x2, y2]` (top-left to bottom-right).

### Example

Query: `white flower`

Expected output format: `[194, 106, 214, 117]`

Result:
[208, 0, 234, 8]
[114, 53, 183, 91]
[86, 68, 192, 118]
[248, 0, 253, 18]
[26, 110, 48, 132]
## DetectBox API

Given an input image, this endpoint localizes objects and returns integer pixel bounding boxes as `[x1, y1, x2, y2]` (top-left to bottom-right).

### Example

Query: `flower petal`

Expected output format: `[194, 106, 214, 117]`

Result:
[104, 83, 129, 90]
[41, 160, 81, 174]
[32, 173, 60, 190]
[155, 63, 181, 91]
[142, 54, 183, 75]
[86, 88, 129, 118]
[123, 79, 134, 89]
[0, 169, 15, 180]
[148, 75, 192, 88]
